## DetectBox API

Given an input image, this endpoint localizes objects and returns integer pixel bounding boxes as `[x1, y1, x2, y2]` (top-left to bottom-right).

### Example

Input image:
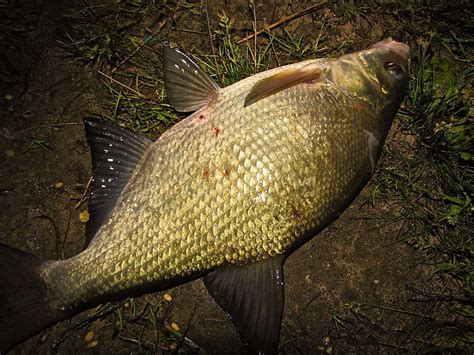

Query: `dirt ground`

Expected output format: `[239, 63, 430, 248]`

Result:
[0, 1, 470, 354]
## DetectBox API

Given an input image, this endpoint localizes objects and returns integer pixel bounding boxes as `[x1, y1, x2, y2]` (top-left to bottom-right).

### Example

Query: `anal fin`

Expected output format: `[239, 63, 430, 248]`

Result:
[83, 118, 152, 247]
[204, 256, 285, 354]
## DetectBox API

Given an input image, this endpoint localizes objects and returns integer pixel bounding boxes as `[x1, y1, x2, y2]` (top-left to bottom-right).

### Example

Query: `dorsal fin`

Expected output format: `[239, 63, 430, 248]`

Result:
[204, 256, 285, 354]
[244, 65, 324, 107]
[163, 46, 220, 112]
[83, 118, 152, 248]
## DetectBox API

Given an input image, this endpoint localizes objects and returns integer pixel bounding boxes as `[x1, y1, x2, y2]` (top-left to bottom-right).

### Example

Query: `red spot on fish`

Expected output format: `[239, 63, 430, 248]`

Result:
[223, 163, 232, 177]
[198, 114, 206, 120]
[213, 127, 221, 137]
[292, 210, 302, 219]
[352, 102, 365, 112]
[202, 167, 210, 179]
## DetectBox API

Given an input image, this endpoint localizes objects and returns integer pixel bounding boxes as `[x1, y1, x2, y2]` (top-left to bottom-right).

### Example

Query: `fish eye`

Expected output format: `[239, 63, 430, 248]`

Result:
[384, 61, 403, 79]
[384, 62, 399, 71]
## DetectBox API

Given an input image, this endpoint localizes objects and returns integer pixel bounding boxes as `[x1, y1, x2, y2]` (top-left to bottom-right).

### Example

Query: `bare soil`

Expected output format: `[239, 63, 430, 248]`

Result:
[0, 1, 467, 354]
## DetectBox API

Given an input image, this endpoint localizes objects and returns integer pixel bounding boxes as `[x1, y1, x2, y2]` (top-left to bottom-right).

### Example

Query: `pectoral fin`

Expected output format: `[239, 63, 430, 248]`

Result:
[163, 46, 220, 112]
[204, 256, 285, 354]
[244, 65, 324, 107]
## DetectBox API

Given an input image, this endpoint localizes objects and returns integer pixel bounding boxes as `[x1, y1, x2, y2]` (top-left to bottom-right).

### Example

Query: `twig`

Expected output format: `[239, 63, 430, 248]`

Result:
[171, 27, 207, 35]
[250, 0, 258, 74]
[111, 20, 167, 74]
[51, 303, 118, 352]
[391, 280, 451, 355]
[61, 209, 73, 260]
[74, 175, 93, 210]
[204, 0, 218, 71]
[72, 3, 112, 16]
[98, 70, 144, 97]
[237, 2, 328, 44]
[0, 215, 40, 239]
[359, 303, 435, 320]
[0, 212, 61, 259]
[175, 305, 198, 353]
[19, 122, 82, 132]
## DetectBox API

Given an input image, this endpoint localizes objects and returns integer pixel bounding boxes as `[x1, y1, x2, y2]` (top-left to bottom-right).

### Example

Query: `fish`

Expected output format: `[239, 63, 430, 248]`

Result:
[0, 38, 409, 354]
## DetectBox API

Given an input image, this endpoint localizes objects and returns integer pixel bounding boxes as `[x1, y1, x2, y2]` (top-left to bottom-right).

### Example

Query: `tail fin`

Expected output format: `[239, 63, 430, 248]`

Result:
[0, 243, 62, 353]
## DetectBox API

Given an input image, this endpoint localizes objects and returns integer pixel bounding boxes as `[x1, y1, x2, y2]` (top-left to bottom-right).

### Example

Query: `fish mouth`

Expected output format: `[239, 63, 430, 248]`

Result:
[372, 37, 410, 61]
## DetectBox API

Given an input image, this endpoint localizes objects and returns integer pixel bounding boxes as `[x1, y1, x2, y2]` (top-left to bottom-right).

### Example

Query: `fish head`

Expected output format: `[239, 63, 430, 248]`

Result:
[329, 38, 409, 118]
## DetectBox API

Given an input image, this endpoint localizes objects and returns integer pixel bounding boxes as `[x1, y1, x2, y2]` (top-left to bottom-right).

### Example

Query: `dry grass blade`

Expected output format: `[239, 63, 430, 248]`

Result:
[98, 70, 144, 98]
[237, 1, 329, 44]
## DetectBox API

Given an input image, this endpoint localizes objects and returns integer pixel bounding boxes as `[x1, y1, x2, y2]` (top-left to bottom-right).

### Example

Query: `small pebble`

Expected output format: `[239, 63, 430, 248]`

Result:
[79, 210, 90, 223]
[54, 181, 63, 189]
[163, 293, 173, 302]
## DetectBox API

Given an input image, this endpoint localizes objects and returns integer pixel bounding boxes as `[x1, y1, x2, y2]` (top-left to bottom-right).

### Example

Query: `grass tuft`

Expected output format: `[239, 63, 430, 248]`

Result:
[372, 32, 473, 349]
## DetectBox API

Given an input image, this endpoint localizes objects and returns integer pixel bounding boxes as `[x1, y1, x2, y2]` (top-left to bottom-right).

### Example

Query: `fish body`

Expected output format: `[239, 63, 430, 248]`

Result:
[0, 38, 409, 353]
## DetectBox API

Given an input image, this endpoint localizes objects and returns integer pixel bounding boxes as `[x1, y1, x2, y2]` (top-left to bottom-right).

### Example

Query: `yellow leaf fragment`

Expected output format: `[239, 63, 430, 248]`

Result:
[79, 210, 90, 223]
[170, 322, 180, 332]
[85, 340, 98, 349]
[84, 330, 94, 343]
